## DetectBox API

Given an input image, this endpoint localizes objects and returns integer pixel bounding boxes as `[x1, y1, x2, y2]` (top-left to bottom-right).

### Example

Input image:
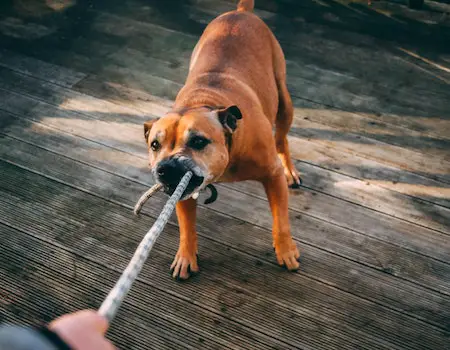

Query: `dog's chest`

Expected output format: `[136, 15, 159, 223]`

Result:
[218, 159, 268, 183]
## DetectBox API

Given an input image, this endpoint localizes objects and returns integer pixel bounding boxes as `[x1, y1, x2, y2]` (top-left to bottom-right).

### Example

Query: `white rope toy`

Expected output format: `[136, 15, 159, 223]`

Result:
[98, 171, 193, 322]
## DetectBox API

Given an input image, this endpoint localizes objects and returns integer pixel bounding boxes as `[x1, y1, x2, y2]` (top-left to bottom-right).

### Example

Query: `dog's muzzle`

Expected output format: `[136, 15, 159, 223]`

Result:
[155, 155, 204, 197]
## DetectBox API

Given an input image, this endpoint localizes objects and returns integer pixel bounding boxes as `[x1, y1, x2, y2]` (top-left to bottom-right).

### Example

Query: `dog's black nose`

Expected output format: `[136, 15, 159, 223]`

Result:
[156, 158, 186, 185]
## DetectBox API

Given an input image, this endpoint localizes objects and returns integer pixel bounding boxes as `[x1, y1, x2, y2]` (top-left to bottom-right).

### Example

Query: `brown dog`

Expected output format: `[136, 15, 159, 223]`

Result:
[143, 0, 301, 280]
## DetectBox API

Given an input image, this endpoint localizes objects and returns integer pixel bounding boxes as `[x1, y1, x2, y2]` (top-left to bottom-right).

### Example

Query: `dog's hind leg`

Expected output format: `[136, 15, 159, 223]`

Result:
[275, 81, 302, 188]
[263, 172, 300, 270]
[273, 41, 302, 188]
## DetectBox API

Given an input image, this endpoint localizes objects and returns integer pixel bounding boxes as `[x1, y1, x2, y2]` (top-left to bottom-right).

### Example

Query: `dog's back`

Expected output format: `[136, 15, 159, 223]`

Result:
[177, 0, 282, 122]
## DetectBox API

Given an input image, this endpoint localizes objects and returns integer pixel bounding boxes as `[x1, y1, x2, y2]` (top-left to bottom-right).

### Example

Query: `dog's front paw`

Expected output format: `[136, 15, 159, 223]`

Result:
[286, 168, 302, 189]
[170, 250, 199, 280]
[274, 239, 300, 271]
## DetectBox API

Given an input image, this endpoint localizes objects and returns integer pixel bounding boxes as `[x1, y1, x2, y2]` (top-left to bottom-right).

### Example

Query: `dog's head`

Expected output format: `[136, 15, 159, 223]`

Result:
[143, 105, 242, 199]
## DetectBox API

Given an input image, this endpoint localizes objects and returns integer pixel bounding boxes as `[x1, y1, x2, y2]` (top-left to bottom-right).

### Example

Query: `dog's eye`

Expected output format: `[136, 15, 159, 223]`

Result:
[188, 136, 210, 150]
[150, 140, 161, 151]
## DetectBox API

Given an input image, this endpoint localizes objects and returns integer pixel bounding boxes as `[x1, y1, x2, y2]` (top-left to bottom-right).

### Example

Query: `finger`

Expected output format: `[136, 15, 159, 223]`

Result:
[78, 310, 110, 334]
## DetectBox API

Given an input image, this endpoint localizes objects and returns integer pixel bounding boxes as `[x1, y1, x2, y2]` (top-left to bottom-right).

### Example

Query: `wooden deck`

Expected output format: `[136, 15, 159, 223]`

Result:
[1, 0, 449, 349]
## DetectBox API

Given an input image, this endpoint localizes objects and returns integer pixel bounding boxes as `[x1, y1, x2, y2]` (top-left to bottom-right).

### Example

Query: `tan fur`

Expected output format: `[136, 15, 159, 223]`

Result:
[144, 1, 301, 280]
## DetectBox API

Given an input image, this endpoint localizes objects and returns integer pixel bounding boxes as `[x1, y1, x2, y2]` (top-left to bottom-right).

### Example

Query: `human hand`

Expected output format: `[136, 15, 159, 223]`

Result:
[49, 310, 115, 350]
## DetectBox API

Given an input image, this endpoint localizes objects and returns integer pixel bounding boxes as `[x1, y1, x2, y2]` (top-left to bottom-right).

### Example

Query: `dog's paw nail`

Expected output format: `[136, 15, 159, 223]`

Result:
[281, 259, 300, 271]
[274, 241, 300, 271]
[170, 253, 199, 281]
[174, 274, 189, 282]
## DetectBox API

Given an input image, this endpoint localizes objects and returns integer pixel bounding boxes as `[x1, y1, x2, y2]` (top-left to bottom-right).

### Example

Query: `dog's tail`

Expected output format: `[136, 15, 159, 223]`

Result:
[237, 0, 254, 12]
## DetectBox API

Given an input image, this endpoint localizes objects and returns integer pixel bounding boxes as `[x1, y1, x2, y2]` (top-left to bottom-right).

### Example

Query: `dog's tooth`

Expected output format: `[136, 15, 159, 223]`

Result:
[192, 192, 200, 200]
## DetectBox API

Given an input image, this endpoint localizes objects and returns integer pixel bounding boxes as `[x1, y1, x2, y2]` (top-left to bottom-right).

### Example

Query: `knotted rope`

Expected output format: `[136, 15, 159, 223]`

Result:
[98, 171, 193, 322]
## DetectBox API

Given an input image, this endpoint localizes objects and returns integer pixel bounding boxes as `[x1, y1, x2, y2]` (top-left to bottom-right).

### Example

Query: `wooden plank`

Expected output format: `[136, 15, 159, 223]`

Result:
[2, 56, 447, 190]
[286, 135, 450, 208]
[0, 276, 189, 350]
[74, 73, 450, 207]
[0, 21, 183, 100]
[282, 62, 450, 139]
[2, 8, 449, 166]
[3, 5, 449, 145]
[0, 49, 86, 88]
[2, 95, 450, 263]
[2, 1, 450, 142]
[67, 74, 173, 116]
[0, 16, 55, 40]
[0, 77, 449, 233]
[1, 162, 448, 349]
[1, 61, 449, 202]
[91, 1, 450, 136]
[287, 113, 450, 185]
[95, 44, 450, 183]
[102, 45, 450, 165]
[2, 119, 450, 332]
[0, 175, 412, 350]
[0, 230, 279, 350]
[289, 98, 450, 161]
[1, 88, 449, 251]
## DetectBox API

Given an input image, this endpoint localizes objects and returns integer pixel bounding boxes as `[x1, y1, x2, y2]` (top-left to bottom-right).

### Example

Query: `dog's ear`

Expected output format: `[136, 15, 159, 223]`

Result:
[218, 105, 242, 134]
[144, 119, 158, 142]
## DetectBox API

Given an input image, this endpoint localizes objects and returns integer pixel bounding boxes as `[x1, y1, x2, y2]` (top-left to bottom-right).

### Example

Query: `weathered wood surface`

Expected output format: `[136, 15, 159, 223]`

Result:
[0, 0, 449, 349]
[1, 69, 450, 231]
[1, 9, 449, 181]
[0, 161, 449, 350]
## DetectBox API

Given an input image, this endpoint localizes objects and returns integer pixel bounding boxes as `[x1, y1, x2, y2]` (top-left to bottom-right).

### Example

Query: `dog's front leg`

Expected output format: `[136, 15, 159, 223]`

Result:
[263, 171, 300, 271]
[171, 198, 199, 280]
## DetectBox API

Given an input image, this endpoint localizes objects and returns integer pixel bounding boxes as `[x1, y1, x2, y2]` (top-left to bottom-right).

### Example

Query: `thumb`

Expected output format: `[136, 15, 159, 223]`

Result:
[50, 310, 110, 335]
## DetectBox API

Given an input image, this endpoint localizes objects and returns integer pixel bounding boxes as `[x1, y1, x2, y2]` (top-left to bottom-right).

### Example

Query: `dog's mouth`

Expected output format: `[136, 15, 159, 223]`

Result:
[153, 155, 213, 201]
[163, 174, 204, 199]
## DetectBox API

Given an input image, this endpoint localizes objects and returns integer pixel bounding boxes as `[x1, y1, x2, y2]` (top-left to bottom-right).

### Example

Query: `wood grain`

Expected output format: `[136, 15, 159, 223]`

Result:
[1, 1, 449, 348]
[1, 122, 449, 331]
[1, 163, 448, 349]
[0, 74, 448, 233]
